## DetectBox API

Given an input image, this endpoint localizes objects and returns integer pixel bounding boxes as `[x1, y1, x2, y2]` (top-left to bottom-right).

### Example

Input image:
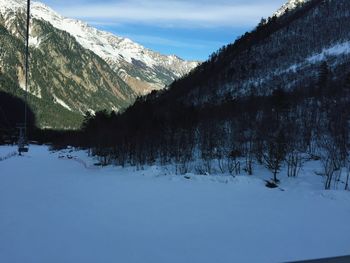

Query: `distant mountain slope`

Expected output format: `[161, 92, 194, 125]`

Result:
[0, 0, 198, 129]
[163, 0, 350, 106]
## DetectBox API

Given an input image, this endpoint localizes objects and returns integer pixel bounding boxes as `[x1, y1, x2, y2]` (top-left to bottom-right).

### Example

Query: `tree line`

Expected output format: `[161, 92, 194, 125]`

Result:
[34, 63, 350, 190]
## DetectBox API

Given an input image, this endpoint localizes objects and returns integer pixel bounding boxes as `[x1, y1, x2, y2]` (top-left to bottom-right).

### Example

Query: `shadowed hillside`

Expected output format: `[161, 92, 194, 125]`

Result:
[0, 91, 35, 143]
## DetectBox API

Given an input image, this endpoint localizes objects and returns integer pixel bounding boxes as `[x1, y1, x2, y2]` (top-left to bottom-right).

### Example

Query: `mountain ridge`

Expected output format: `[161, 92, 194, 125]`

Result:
[0, 0, 199, 95]
[160, 0, 349, 106]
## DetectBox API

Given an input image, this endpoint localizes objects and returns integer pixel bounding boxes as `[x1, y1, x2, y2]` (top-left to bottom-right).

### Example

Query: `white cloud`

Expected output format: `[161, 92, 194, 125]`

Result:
[50, 0, 286, 28]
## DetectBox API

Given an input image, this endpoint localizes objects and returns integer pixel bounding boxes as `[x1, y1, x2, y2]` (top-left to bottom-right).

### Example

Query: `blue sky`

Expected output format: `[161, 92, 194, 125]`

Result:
[40, 0, 287, 61]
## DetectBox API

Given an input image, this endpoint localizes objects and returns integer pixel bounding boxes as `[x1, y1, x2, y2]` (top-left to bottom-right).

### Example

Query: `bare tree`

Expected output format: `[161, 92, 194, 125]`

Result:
[227, 149, 241, 176]
[345, 166, 350, 191]
[286, 150, 303, 177]
[319, 135, 342, 190]
[263, 131, 287, 183]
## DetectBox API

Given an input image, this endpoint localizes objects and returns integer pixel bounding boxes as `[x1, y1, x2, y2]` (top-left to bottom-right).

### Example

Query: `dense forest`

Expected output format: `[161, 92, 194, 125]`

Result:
[33, 61, 350, 190]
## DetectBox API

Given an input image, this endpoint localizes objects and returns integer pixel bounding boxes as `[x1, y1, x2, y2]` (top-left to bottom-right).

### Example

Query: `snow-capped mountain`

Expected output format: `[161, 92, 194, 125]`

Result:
[274, 0, 308, 17]
[0, 0, 199, 96]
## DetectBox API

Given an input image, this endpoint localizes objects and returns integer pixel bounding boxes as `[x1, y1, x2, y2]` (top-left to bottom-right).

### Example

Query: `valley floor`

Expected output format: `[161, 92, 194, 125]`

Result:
[0, 145, 349, 263]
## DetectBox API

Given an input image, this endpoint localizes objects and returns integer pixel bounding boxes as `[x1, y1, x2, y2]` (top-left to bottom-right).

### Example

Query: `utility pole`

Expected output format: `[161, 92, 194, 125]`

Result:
[25, 0, 30, 139]
[18, 0, 30, 155]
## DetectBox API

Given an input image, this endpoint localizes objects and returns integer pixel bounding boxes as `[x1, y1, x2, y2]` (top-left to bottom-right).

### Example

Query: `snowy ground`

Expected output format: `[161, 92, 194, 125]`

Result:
[0, 145, 349, 263]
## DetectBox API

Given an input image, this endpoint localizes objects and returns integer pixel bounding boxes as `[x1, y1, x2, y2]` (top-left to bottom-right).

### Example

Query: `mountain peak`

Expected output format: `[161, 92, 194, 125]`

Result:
[274, 0, 308, 17]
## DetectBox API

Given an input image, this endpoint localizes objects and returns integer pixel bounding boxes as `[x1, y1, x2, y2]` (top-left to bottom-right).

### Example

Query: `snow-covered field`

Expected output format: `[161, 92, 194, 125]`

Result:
[0, 145, 349, 263]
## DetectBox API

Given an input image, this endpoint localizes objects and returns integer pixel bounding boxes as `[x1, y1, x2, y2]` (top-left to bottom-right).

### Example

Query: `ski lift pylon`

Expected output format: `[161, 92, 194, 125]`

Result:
[17, 124, 28, 155]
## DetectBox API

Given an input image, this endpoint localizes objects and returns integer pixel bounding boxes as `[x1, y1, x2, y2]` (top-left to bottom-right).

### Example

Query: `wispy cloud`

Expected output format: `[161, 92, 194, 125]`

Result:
[52, 0, 285, 28]
[115, 33, 224, 49]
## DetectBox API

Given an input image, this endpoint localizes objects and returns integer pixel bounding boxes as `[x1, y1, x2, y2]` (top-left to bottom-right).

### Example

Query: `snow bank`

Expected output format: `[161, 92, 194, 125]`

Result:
[0, 145, 349, 263]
